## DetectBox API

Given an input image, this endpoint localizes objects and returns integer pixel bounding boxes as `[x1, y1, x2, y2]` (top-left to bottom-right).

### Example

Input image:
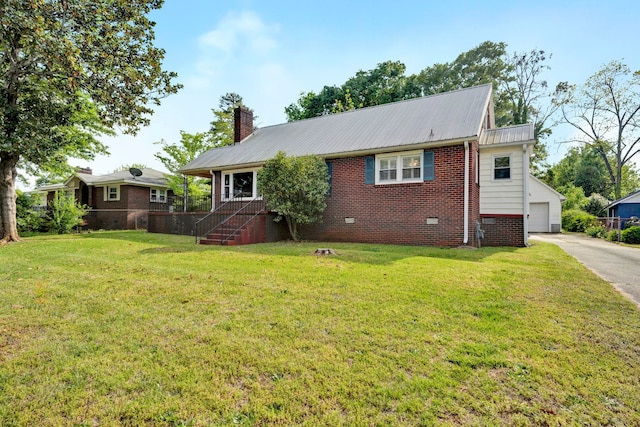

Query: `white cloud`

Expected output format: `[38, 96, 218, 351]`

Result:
[198, 10, 278, 54]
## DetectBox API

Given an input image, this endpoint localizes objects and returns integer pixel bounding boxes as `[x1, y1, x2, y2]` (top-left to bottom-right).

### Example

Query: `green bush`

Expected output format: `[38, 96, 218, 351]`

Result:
[46, 191, 88, 234]
[562, 209, 597, 232]
[16, 191, 44, 233]
[606, 230, 620, 242]
[621, 226, 640, 244]
[585, 225, 606, 238]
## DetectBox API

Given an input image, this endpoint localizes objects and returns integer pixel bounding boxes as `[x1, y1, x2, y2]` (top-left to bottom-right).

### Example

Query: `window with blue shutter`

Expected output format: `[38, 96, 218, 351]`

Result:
[365, 157, 375, 184]
[423, 151, 434, 181]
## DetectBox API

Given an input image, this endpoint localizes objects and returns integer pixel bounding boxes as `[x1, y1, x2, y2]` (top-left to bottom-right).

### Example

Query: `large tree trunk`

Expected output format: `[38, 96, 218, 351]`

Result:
[0, 154, 21, 244]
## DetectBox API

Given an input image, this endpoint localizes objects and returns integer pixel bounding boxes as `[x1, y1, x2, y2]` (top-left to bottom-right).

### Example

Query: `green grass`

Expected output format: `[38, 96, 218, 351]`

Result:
[1, 231, 639, 426]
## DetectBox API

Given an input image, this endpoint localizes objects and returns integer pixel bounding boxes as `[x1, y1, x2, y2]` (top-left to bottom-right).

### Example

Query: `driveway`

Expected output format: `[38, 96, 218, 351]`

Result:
[529, 233, 640, 308]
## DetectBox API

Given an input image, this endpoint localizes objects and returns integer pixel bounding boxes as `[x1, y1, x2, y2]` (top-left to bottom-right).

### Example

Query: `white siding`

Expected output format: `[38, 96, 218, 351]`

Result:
[529, 176, 564, 232]
[479, 146, 525, 215]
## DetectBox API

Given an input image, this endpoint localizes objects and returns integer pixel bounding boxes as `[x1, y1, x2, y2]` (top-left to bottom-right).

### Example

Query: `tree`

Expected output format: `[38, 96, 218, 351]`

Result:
[0, 0, 181, 243]
[257, 151, 330, 240]
[208, 92, 248, 147]
[284, 42, 514, 123]
[502, 49, 559, 174]
[155, 131, 212, 196]
[155, 93, 253, 195]
[555, 60, 640, 199]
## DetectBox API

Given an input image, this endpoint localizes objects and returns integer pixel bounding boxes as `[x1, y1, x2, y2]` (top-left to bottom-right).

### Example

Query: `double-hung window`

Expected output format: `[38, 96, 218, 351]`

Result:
[376, 150, 423, 184]
[493, 156, 511, 180]
[104, 185, 120, 201]
[150, 188, 167, 203]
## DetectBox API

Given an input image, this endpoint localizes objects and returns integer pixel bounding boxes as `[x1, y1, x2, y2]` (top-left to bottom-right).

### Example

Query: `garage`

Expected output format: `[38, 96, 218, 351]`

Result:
[529, 202, 550, 232]
[529, 175, 565, 233]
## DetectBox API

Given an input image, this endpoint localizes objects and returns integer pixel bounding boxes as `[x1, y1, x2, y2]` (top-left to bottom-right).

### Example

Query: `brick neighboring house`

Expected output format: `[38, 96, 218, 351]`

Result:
[38, 168, 172, 230]
[179, 84, 536, 247]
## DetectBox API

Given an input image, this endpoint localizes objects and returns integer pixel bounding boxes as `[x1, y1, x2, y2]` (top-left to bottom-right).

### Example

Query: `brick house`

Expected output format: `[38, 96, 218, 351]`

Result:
[38, 168, 172, 230]
[179, 84, 536, 247]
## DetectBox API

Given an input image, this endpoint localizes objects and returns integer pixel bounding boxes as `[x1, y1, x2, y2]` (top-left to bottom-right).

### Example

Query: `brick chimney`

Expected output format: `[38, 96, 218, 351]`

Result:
[234, 106, 254, 143]
[76, 167, 92, 175]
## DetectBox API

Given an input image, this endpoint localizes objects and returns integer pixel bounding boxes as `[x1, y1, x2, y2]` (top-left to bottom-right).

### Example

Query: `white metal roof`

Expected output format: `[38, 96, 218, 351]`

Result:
[181, 84, 494, 174]
[479, 124, 535, 147]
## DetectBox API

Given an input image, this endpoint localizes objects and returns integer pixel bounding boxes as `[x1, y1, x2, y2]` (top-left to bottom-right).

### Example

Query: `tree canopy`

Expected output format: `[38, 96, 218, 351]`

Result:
[0, 0, 181, 243]
[154, 93, 252, 196]
[284, 41, 555, 171]
[555, 60, 640, 199]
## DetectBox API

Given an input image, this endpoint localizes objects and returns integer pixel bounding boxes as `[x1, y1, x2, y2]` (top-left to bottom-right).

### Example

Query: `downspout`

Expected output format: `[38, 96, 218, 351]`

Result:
[522, 144, 530, 246]
[463, 141, 469, 245]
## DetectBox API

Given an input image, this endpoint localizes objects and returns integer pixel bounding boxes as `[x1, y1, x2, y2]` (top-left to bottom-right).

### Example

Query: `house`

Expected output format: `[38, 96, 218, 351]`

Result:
[607, 189, 640, 228]
[37, 167, 172, 230]
[528, 175, 565, 233]
[178, 84, 537, 247]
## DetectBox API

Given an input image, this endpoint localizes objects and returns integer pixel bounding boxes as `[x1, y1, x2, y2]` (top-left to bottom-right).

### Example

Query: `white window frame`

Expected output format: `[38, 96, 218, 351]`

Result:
[221, 168, 260, 201]
[493, 155, 512, 181]
[375, 150, 423, 185]
[150, 188, 167, 203]
[104, 185, 120, 201]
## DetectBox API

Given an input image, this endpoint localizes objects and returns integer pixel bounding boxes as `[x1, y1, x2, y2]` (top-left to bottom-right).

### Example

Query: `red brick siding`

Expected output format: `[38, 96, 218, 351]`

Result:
[479, 215, 525, 247]
[300, 145, 472, 246]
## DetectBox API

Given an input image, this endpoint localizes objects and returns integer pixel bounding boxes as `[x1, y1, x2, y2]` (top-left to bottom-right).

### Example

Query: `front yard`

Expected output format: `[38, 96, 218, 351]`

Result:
[1, 232, 639, 425]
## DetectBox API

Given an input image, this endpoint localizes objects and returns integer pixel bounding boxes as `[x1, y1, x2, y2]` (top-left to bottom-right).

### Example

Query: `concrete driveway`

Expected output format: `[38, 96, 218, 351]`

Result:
[529, 233, 640, 308]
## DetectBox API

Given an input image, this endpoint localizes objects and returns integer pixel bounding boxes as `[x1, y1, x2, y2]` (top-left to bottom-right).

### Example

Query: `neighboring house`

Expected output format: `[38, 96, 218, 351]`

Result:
[528, 175, 565, 233]
[607, 189, 640, 228]
[38, 167, 172, 230]
[178, 84, 537, 247]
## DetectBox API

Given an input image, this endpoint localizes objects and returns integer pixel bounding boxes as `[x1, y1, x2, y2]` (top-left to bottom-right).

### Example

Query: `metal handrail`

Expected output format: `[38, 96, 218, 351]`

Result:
[194, 195, 265, 243]
[220, 199, 266, 244]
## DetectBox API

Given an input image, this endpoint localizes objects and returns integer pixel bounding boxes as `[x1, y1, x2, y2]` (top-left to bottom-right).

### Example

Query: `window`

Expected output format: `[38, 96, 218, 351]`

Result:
[150, 188, 166, 203]
[221, 170, 259, 200]
[493, 156, 511, 180]
[104, 185, 120, 201]
[375, 151, 424, 184]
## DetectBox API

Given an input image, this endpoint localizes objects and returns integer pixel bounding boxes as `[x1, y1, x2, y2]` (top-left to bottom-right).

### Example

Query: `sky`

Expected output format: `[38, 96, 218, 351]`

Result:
[21, 0, 640, 189]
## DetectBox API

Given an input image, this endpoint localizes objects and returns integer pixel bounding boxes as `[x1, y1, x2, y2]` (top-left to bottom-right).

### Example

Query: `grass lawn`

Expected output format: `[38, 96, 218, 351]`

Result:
[1, 231, 639, 426]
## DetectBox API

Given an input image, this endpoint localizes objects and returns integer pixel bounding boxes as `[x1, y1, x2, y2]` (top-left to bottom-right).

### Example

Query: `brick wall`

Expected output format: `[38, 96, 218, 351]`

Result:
[300, 145, 474, 247]
[479, 215, 525, 247]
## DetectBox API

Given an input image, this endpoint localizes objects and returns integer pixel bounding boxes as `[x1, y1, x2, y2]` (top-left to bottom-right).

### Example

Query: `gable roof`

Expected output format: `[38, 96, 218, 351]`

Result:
[181, 84, 495, 175]
[607, 189, 640, 208]
[37, 168, 169, 192]
[529, 174, 566, 201]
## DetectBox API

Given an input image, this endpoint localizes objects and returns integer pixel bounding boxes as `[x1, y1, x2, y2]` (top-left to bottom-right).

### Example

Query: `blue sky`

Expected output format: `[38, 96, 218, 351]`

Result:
[52, 0, 640, 184]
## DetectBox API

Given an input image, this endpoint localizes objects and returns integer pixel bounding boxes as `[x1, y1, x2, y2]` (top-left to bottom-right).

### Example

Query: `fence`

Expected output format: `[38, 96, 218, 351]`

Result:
[149, 194, 212, 213]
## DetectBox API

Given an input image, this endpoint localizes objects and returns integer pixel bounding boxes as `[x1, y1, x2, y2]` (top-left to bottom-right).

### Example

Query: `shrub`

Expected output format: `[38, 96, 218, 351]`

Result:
[46, 191, 88, 234]
[606, 230, 620, 242]
[562, 209, 597, 232]
[585, 225, 606, 238]
[621, 226, 640, 244]
[16, 192, 44, 233]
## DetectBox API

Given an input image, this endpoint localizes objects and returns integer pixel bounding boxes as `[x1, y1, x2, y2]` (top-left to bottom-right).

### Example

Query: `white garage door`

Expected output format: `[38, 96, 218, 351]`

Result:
[530, 202, 549, 232]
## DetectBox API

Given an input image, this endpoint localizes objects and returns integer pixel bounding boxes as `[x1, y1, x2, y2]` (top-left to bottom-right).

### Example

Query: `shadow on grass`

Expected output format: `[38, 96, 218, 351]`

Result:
[77, 230, 519, 265]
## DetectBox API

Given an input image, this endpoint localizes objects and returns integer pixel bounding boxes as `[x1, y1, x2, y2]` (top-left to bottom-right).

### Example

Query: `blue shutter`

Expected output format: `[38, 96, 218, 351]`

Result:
[326, 161, 333, 196]
[365, 157, 375, 184]
[423, 151, 434, 181]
